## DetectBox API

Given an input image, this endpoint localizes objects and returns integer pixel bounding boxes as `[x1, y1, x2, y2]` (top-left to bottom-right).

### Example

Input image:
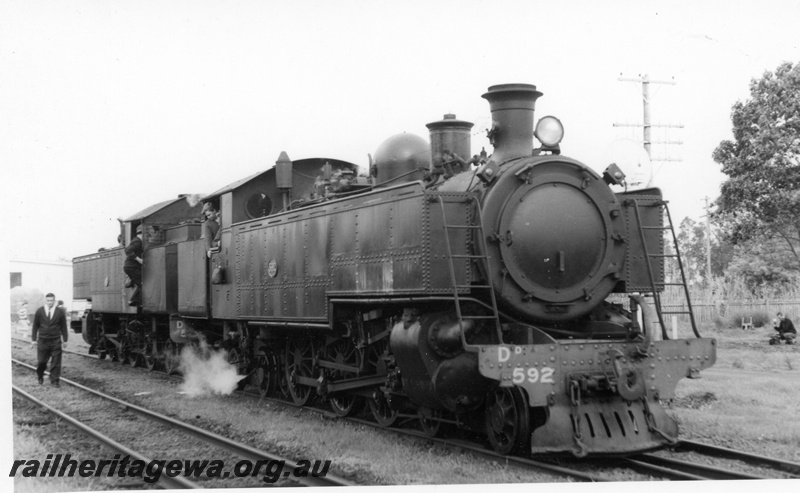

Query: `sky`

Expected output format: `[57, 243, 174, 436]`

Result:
[2, 0, 799, 263]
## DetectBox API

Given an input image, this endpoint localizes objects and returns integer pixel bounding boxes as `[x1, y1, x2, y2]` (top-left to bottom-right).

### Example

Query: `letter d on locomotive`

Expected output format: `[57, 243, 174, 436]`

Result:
[169, 315, 200, 343]
[498, 346, 511, 363]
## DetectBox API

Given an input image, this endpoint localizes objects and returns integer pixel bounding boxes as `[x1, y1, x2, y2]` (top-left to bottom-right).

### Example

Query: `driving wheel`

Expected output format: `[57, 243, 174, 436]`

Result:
[163, 339, 180, 375]
[227, 347, 249, 391]
[255, 353, 276, 397]
[285, 337, 315, 406]
[118, 334, 131, 365]
[142, 334, 157, 371]
[327, 339, 364, 417]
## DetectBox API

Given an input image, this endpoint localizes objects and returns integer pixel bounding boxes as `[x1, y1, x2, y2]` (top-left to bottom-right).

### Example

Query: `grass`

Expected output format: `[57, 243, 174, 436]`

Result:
[667, 321, 800, 462]
[669, 374, 800, 461]
[699, 321, 800, 371]
[11, 396, 118, 493]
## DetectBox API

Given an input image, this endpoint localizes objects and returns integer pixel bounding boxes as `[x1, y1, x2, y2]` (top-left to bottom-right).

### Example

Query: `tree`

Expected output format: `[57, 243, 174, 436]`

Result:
[725, 238, 800, 290]
[675, 216, 734, 285]
[713, 61, 800, 266]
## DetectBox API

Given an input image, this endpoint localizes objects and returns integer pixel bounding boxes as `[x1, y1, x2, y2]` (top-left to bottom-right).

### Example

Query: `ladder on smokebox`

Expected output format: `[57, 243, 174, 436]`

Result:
[436, 195, 504, 348]
[629, 198, 701, 339]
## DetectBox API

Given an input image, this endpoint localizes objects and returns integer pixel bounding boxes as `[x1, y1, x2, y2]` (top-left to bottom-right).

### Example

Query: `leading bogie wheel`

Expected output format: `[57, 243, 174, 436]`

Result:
[368, 389, 398, 427]
[485, 386, 531, 456]
[419, 409, 443, 437]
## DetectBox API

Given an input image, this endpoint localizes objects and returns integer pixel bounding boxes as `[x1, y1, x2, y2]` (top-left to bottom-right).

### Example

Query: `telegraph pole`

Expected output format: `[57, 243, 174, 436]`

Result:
[613, 74, 684, 185]
[703, 196, 712, 283]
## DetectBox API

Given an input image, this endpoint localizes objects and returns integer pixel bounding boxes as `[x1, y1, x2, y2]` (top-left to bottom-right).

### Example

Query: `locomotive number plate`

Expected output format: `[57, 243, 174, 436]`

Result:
[512, 366, 555, 384]
[268, 259, 278, 277]
[479, 345, 559, 406]
[499, 347, 554, 384]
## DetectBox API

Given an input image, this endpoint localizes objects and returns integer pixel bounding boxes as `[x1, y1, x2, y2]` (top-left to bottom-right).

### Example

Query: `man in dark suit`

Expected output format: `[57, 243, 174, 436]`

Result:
[31, 293, 69, 387]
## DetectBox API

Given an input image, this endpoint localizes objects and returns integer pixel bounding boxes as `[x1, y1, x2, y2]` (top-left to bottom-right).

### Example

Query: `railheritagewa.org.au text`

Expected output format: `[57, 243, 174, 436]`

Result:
[10, 454, 332, 483]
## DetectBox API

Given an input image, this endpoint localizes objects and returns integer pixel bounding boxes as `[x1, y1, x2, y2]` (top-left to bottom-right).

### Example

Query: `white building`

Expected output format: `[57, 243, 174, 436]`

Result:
[9, 258, 73, 308]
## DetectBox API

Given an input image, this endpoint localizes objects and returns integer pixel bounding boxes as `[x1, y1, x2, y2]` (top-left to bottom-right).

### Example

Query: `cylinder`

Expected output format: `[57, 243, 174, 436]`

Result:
[390, 311, 491, 412]
[426, 114, 474, 174]
[481, 83, 543, 165]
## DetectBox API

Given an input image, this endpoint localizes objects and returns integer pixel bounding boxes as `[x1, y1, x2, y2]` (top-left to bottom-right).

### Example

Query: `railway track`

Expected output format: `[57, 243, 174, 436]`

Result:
[622, 453, 766, 480]
[12, 338, 800, 483]
[627, 439, 800, 480]
[12, 384, 198, 490]
[12, 339, 609, 482]
[676, 439, 800, 476]
[11, 358, 354, 488]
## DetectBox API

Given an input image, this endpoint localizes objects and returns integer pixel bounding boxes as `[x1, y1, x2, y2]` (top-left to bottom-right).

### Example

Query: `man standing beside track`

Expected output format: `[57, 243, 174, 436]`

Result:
[31, 293, 69, 387]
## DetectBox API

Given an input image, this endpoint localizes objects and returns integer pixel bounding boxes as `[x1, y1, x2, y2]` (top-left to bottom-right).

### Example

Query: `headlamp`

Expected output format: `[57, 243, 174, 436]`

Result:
[534, 116, 564, 147]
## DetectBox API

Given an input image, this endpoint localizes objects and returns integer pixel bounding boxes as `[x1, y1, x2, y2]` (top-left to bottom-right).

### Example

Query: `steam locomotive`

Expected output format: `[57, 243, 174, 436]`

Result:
[73, 83, 716, 457]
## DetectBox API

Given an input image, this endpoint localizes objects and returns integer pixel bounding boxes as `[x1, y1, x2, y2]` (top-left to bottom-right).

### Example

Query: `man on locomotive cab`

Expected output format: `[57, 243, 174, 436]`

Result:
[202, 201, 221, 258]
[124, 224, 144, 306]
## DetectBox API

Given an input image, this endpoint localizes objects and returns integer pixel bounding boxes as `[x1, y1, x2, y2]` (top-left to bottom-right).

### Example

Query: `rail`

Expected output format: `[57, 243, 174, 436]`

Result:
[11, 358, 354, 487]
[11, 385, 200, 489]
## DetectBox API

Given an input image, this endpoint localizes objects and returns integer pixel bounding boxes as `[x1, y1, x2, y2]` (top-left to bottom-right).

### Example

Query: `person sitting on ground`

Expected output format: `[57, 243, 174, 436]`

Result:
[770, 312, 796, 345]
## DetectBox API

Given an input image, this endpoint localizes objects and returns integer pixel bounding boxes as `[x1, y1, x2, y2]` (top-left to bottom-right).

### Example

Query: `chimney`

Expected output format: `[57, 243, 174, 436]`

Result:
[481, 83, 543, 165]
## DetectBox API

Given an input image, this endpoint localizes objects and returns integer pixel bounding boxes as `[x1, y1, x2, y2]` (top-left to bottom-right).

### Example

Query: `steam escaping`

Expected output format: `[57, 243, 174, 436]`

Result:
[182, 193, 204, 208]
[178, 341, 246, 397]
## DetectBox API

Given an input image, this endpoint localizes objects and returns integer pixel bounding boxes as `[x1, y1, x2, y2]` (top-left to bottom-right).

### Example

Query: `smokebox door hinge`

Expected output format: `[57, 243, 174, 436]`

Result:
[494, 231, 513, 246]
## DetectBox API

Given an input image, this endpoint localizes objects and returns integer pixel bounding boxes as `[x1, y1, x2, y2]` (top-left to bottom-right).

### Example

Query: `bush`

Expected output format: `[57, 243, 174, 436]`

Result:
[728, 310, 771, 328]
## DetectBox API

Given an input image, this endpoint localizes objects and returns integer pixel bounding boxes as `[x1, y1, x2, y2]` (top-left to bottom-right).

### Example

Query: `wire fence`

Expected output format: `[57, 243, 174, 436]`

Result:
[611, 282, 800, 337]
[662, 294, 800, 328]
